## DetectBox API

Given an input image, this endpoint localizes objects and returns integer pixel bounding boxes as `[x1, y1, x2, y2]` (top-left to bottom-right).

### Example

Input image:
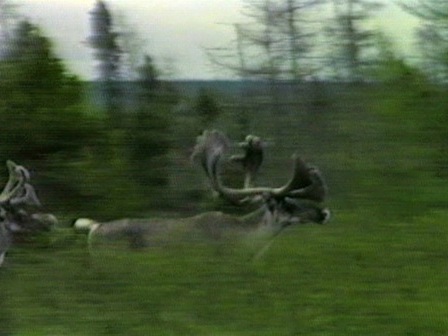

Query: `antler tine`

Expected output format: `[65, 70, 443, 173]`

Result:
[2, 161, 20, 195]
[266, 155, 328, 203]
[0, 161, 30, 204]
[209, 152, 327, 203]
[192, 130, 247, 203]
[230, 134, 264, 188]
[271, 154, 320, 197]
[209, 154, 310, 202]
[9, 183, 42, 207]
[191, 129, 230, 179]
[286, 165, 328, 203]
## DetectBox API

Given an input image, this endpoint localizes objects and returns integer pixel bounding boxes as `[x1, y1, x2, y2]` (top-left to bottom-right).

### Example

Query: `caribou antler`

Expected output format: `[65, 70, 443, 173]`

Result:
[0, 161, 30, 204]
[192, 130, 328, 204]
[230, 134, 264, 188]
[0, 161, 57, 266]
[10, 183, 41, 207]
[287, 166, 327, 203]
[191, 130, 231, 193]
[0, 160, 40, 207]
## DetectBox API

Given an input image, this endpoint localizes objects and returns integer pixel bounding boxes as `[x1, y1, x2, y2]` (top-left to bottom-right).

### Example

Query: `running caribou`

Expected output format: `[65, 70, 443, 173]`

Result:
[74, 130, 330, 250]
[0, 161, 57, 266]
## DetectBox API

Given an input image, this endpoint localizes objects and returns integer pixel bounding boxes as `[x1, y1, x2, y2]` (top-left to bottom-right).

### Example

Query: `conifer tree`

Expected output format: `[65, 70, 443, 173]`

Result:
[326, 0, 383, 81]
[89, 0, 122, 126]
[128, 55, 171, 189]
[400, 1, 448, 81]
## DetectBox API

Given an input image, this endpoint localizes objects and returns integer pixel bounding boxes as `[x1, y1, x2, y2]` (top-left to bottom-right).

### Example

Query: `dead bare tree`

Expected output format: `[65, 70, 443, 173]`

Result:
[0, 160, 57, 266]
[206, 0, 324, 80]
[74, 130, 330, 254]
[325, 0, 383, 81]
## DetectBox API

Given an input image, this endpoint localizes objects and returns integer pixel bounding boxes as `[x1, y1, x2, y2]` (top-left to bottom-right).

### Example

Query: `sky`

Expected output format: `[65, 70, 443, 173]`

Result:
[16, 0, 421, 80]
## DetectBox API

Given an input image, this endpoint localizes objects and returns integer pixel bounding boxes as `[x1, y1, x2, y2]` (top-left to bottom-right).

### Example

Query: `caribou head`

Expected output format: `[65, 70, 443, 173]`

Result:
[0, 160, 57, 267]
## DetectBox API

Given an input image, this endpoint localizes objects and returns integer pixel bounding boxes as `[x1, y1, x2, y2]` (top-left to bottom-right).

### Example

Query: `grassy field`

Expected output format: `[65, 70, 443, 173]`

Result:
[1, 83, 448, 335]
[2, 209, 448, 335]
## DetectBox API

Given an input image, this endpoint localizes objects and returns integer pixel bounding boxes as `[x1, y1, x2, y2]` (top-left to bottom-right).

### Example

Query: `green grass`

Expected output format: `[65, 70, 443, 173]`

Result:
[2, 209, 448, 335]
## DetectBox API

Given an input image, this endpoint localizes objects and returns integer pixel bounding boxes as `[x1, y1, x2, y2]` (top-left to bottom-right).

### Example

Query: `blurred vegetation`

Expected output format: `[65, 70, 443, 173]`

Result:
[1, 5, 448, 336]
[126, 55, 171, 198]
[194, 88, 222, 128]
[1, 61, 448, 335]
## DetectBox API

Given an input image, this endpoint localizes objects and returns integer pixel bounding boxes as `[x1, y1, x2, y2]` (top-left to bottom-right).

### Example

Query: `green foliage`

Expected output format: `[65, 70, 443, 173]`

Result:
[0, 21, 94, 160]
[127, 103, 171, 189]
[89, 0, 123, 127]
[89, 0, 120, 81]
[2, 16, 448, 335]
[371, 33, 430, 92]
[7, 21, 78, 98]
[194, 88, 221, 127]
[138, 55, 159, 94]
[126, 55, 172, 193]
[2, 74, 448, 335]
[326, 0, 384, 81]
[0, 21, 121, 217]
[400, 1, 448, 81]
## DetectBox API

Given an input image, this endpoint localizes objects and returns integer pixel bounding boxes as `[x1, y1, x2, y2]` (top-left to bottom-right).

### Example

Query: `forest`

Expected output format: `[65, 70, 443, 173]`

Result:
[1, 0, 448, 335]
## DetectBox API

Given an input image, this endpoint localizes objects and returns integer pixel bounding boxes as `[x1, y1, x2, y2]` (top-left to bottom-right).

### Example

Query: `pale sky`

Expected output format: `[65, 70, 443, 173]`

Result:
[16, 0, 421, 80]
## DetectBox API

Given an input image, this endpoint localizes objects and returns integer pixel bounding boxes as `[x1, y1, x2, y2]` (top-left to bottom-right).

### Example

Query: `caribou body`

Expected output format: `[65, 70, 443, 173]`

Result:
[74, 198, 328, 250]
[74, 130, 330, 252]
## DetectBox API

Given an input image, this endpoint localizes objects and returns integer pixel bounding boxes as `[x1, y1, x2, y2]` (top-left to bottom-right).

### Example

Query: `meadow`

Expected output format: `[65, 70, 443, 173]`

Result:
[1, 80, 448, 335]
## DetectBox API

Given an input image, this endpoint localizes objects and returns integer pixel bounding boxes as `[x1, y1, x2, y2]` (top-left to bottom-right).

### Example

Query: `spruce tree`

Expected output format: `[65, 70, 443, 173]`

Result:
[89, 0, 122, 127]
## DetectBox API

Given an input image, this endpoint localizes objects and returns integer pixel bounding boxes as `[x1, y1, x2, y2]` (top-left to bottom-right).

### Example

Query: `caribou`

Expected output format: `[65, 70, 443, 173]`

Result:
[0, 160, 57, 267]
[74, 130, 330, 252]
